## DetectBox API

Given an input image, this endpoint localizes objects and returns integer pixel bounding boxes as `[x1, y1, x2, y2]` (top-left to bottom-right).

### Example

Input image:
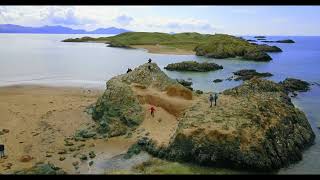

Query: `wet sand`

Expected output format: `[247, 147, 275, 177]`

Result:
[0, 85, 135, 174]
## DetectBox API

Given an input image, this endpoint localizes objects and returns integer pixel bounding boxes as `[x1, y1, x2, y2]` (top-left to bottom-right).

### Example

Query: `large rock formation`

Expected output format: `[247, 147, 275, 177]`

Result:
[139, 78, 315, 171]
[92, 63, 314, 172]
[91, 63, 189, 137]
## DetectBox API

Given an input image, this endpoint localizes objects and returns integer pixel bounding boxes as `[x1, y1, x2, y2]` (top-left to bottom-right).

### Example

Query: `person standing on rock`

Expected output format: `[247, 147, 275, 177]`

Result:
[150, 106, 156, 117]
[148, 58, 152, 63]
[214, 93, 218, 106]
[209, 94, 214, 107]
[0, 144, 4, 158]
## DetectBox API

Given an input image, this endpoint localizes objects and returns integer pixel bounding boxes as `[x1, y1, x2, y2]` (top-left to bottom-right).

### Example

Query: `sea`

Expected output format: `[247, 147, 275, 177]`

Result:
[0, 33, 319, 174]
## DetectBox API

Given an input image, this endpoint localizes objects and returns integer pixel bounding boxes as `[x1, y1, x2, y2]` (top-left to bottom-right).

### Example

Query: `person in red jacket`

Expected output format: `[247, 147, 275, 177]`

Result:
[150, 106, 156, 117]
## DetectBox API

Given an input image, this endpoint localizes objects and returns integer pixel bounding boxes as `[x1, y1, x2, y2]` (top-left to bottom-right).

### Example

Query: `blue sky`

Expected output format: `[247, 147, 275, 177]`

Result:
[0, 6, 320, 35]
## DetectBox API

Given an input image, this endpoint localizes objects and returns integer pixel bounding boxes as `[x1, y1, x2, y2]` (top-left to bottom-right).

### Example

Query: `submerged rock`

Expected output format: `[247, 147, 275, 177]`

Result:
[254, 36, 266, 39]
[213, 79, 223, 83]
[233, 69, 273, 81]
[165, 61, 223, 72]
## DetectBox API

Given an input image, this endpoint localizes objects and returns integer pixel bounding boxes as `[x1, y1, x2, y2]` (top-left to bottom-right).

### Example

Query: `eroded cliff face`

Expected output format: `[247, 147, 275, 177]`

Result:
[91, 63, 188, 137]
[141, 78, 315, 171]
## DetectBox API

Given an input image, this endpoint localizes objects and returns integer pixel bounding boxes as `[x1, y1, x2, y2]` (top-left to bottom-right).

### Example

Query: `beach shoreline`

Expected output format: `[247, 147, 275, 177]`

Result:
[0, 85, 135, 174]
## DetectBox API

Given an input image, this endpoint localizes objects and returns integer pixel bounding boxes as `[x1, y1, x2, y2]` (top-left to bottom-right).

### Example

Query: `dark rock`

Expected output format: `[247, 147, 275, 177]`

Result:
[213, 79, 223, 83]
[80, 154, 88, 161]
[254, 36, 266, 39]
[279, 78, 310, 94]
[89, 151, 96, 159]
[195, 90, 203, 94]
[242, 50, 272, 61]
[165, 61, 223, 72]
[276, 39, 295, 43]
[233, 69, 273, 81]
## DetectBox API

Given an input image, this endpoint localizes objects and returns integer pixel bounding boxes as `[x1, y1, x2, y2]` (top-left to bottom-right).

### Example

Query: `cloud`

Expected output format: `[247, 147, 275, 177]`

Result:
[114, 15, 133, 26]
[45, 7, 96, 26]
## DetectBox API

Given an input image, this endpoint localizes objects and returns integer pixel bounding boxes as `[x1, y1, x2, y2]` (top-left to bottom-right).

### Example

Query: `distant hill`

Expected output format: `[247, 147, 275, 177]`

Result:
[0, 24, 131, 34]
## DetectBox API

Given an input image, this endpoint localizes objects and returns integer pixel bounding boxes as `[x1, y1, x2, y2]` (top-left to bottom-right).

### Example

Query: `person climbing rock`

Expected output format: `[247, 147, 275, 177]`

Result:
[150, 106, 156, 117]
[214, 93, 218, 106]
[126, 68, 132, 73]
[209, 94, 214, 107]
[0, 144, 4, 158]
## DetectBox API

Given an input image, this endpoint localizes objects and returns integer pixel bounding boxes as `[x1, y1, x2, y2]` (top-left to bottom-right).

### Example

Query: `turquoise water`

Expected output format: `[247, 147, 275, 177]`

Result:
[0, 34, 319, 174]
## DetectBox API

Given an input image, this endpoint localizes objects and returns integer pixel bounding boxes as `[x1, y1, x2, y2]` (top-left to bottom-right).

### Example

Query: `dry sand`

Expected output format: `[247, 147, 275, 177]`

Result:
[132, 45, 195, 55]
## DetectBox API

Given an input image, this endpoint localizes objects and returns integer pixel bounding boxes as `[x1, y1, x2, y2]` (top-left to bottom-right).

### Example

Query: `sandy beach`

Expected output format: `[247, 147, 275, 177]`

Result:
[0, 84, 192, 174]
[0, 85, 136, 174]
[131, 45, 195, 55]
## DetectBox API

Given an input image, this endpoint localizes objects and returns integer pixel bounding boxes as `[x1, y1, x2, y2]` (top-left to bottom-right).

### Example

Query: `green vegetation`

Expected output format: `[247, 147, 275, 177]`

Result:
[14, 163, 66, 175]
[132, 158, 240, 174]
[63, 32, 282, 61]
[164, 61, 223, 72]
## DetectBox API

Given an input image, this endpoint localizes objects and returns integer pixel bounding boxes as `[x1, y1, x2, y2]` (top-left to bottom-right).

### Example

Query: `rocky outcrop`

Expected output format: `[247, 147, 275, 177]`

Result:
[279, 78, 310, 94]
[91, 63, 186, 137]
[138, 78, 315, 171]
[92, 62, 314, 171]
[261, 40, 295, 43]
[276, 39, 295, 43]
[254, 36, 266, 39]
[233, 69, 273, 81]
[164, 61, 223, 72]
[176, 79, 193, 90]
[213, 79, 223, 83]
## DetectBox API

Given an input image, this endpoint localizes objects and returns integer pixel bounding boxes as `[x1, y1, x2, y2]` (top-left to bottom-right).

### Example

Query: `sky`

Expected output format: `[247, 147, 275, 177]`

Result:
[0, 6, 320, 36]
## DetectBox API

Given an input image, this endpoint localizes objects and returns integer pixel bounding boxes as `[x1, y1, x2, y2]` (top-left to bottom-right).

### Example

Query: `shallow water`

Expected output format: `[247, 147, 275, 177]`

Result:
[0, 34, 319, 174]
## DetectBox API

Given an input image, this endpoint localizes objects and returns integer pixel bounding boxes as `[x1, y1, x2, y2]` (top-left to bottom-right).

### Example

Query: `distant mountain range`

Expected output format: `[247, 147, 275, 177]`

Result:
[0, 24, 131, 34]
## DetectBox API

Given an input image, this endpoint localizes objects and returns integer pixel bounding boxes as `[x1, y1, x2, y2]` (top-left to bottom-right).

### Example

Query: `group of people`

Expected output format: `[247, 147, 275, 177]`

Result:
[126, 58, 219, 118]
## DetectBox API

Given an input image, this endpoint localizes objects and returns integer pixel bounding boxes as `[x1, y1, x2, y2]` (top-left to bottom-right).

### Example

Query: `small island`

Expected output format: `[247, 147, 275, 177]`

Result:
[261, 39, 295, 43]
[164, 61, 223, 72]
[254, 36, 266, 39]
[233, 69, 273, 81]
[63, 32, 283, 62]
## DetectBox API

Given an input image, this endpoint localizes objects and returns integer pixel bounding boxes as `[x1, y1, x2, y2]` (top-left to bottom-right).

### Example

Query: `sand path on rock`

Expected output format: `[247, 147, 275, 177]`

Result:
[130, 84, 194, 147]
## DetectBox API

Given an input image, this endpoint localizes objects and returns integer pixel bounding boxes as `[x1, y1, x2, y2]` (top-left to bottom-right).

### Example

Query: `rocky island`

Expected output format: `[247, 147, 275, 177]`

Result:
[233, 69, 273, 81]
[88, 62, 315, 172]
[63, 32, 283, 61]
[164, 61, 223, 72]
[261, 39, 295, 43]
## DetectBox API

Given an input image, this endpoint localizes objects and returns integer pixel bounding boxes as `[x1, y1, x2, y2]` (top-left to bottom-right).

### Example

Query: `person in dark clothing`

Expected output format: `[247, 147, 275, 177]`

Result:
[209, 94, 214, 107]
[150, 106, 156, 117]
[214, 93, 218, 106]
[0, 144, 4, 158]
[126, 68, 132, 73]
[148, 58, 152, 63]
